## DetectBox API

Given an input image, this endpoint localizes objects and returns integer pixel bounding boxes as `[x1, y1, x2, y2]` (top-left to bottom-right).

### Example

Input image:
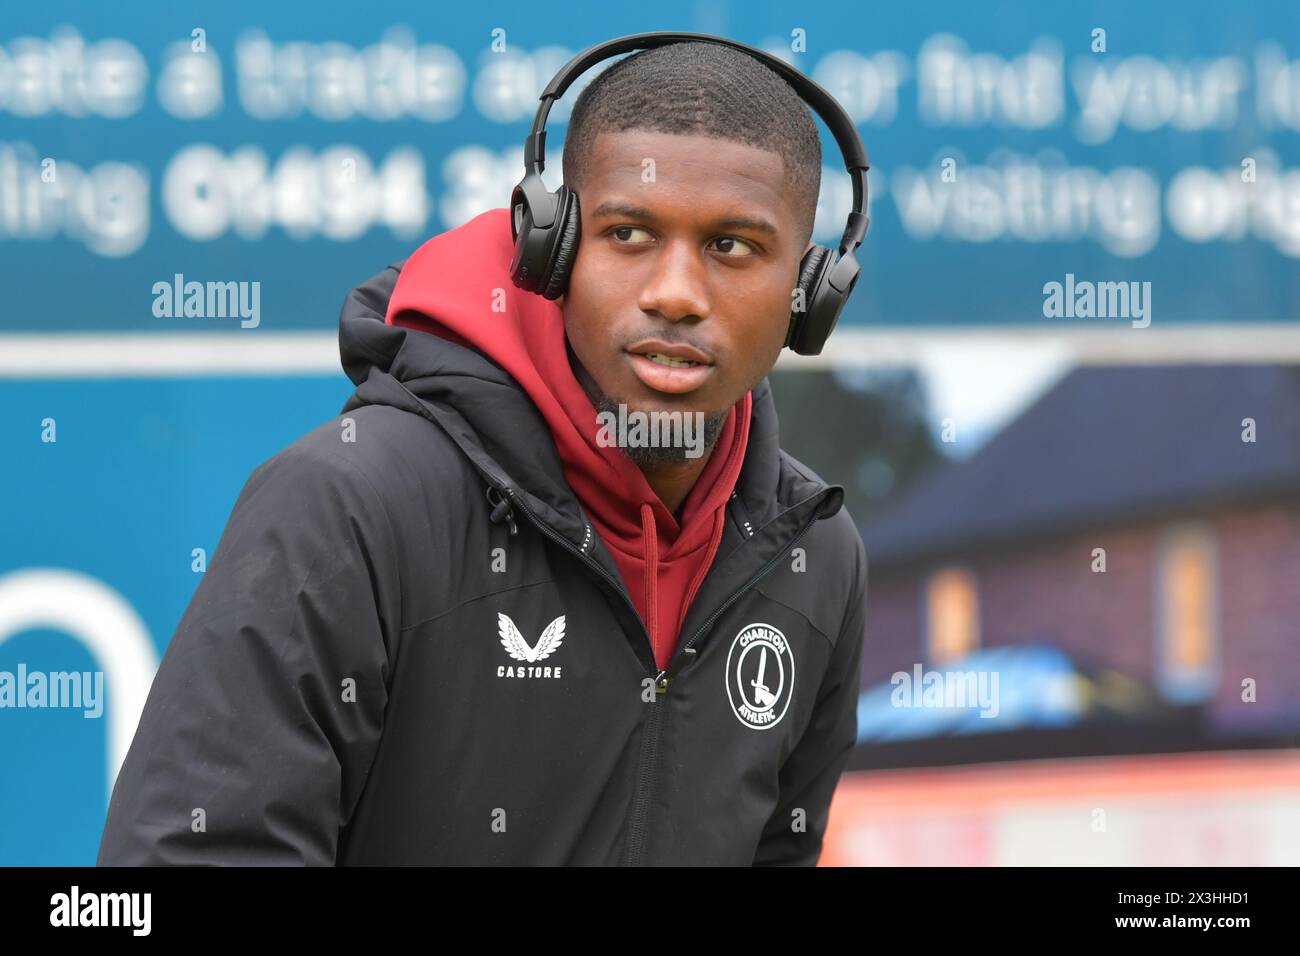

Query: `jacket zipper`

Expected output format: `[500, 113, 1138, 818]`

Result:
[497, 480, 830, 866]
[656, 503, 824, 689]
[629, 504, 825, 865]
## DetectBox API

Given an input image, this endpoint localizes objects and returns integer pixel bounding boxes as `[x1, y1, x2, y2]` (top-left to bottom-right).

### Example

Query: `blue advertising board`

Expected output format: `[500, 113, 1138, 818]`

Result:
[2, 0, 1299, 864]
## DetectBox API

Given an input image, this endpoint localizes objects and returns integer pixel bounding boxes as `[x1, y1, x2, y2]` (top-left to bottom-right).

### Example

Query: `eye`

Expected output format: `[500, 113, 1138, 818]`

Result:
[609, 225, 654, 243]
[710, 236, 757, 257]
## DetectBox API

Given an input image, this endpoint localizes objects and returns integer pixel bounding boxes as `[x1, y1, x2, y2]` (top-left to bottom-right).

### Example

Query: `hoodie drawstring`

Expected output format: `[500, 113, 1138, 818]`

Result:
[639, 502, 659, 667]
[676, 506, 725, 640]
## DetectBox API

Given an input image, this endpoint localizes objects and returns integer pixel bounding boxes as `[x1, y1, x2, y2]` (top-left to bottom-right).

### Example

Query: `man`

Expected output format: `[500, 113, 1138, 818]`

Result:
[98, 38, 868, 867]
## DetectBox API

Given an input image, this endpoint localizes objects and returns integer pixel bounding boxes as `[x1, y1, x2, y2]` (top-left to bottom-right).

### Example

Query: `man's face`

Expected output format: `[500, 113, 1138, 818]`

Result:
[559, 130, 808, 454]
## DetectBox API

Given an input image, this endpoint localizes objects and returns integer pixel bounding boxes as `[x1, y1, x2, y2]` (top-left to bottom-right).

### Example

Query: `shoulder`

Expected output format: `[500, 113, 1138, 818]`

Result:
[293, 403, 469, 475]
[759, 447, 868, 647]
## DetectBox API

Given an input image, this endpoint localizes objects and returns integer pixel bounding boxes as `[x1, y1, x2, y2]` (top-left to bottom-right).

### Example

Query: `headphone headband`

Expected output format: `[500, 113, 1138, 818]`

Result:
[521, 31, 870, 257]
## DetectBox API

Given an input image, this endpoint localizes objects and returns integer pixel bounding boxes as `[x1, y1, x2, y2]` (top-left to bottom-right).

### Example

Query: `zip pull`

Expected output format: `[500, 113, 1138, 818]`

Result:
[654, 646, 697, 694]
[484, 485, 518, 536]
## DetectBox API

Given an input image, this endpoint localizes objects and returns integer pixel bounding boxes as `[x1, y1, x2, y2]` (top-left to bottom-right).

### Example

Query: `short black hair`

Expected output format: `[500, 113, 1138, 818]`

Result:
[560, 41, 823, 245]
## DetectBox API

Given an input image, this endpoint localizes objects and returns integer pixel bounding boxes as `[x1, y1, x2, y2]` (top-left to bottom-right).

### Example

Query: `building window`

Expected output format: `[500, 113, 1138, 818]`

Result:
[1154, 522, 1219, 703]
[925, 566, 980, 663]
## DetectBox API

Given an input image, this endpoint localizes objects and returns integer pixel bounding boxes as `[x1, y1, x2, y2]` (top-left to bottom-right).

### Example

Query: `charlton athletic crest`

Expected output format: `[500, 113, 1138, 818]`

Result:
[725, 623, 795, 730]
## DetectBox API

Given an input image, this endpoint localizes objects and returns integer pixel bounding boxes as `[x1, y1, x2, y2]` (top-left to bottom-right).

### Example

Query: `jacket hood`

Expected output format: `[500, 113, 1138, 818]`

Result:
[337, 210, 844, 612]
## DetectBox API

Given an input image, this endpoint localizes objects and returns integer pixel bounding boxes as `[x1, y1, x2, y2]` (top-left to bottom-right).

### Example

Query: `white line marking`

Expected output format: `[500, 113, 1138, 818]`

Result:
[1, 325, 1298, 377]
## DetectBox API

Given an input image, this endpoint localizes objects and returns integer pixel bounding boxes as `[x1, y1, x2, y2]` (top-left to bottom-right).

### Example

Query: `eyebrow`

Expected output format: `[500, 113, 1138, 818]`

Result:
[589, 201, 780, 238]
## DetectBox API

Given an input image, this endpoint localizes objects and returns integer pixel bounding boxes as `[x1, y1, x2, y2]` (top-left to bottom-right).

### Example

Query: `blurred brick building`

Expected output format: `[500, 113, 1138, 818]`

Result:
[855, 365, 1300, 766]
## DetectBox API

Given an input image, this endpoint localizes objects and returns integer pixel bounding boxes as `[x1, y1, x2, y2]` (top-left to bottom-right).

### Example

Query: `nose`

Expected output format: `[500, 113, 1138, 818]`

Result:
[636, 237, 711, 323]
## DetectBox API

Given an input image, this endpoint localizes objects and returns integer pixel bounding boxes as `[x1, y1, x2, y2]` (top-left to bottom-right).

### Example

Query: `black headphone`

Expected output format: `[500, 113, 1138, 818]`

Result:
[508, 31, 870, 356]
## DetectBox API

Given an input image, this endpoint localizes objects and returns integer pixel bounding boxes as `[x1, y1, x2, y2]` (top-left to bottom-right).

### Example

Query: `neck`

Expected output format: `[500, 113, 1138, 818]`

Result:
[637, 447, 714, 518]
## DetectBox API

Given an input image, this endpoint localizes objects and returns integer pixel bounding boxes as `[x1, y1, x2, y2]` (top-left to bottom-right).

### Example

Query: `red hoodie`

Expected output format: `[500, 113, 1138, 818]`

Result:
[385, 207, 752, 671]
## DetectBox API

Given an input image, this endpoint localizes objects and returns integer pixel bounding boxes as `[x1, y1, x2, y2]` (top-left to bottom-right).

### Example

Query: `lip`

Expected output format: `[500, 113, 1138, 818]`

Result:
[625, 339, 714, 366]
[626, 352, 715, 395]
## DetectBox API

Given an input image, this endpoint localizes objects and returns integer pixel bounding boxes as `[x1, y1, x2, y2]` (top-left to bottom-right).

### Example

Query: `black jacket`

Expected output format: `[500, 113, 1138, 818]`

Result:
[97, 263, 868, 866]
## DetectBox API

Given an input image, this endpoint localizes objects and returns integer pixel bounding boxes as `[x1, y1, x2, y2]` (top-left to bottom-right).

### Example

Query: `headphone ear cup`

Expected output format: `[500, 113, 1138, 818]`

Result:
[542, 187, 581, 300]
[508, 194, 532, 290]
[786, 245, 831, 350]
[508, 184, 549, 294]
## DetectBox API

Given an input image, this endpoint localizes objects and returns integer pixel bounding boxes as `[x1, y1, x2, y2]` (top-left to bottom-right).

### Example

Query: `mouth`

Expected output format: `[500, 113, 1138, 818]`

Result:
[625, 340, 715, 395]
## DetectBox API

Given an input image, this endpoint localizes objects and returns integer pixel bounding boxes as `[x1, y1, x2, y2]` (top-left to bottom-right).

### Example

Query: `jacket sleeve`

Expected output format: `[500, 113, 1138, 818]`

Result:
[752, 531, 867, 867]
[97, 444, 399, 865]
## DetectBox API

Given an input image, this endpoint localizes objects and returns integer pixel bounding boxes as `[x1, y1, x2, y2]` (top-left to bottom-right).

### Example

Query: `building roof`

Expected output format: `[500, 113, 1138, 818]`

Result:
[861, 364, 1300, 566]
